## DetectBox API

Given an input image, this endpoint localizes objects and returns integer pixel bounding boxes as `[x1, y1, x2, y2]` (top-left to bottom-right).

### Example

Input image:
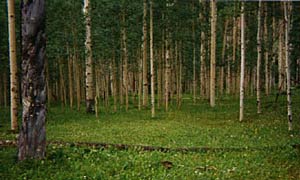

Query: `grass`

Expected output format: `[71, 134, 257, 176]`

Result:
[1, 92, 300, 179]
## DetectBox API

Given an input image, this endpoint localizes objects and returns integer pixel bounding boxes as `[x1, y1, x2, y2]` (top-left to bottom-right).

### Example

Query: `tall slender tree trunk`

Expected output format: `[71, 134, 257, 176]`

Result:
[45, 58, 51, 106]
[138, 48, 143, 111]
[18, 0, 46, 161]
[68, 48, 74, 109]
[210, 0, 217, 107]
[0, 74, 3, 106]
[165, 32, 171, 112]
[59, 59, 66, 107]
[257, 0, 262, 114]
[264, 5, 269, 96]
[284, 1, 292, 131]
[239, 1, 245, 122]
[178, 41, 183, 109]
[157, 47, 162, 109]
[3, 72, 8, 108]
[232, 11, 237, 95]
[119, 48, 124, 107]
[199, 0, 206, 98]
[122, 11, 129, 111]
[75, 60, 81, 111]
[142, 0, 148, 107]
[271, 5, 276, 92]
[83, 0, 94, 113]
[7, 0, 18, 131]
[112, 53, 117, 112]
[192, 17, 196, 104]
[175, 41, 180, 108]
[220, 20, 228, 96]
[150, 0, 155, 117]
[226, 19, 232, 95]
[278, 20, 283, 90]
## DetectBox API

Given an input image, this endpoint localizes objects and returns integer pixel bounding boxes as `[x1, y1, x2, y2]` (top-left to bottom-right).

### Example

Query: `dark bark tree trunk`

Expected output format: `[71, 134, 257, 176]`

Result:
[18, 0, 46, 161]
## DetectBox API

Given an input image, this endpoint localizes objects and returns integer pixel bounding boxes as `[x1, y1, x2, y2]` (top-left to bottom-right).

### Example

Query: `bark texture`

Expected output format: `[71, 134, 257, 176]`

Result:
[18, 0, 46, 161]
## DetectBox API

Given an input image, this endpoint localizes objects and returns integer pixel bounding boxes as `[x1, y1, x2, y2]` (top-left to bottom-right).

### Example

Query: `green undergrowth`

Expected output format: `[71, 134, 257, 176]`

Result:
[1, 92, 300, 179]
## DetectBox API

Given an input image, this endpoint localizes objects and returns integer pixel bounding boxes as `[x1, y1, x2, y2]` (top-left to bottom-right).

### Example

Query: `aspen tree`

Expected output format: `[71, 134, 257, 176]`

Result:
[264, 4, 269, 96]
[240, 1, 245, 121]
[257, 0, 262, 114]
[122, 11, 129, 111]
[83, 0, 94, 113]
[142, 0, 148, 107]
[192, 4, 196, 104]
[7, 0, 18, 131]
[199, 0, 206, 97]
[150, 0, 155, 117]
[210, 0, 217, 107]
[284, 1, 292, 131]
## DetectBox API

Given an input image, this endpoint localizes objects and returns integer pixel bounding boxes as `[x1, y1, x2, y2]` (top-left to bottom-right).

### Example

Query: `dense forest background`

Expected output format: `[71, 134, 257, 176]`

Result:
[1, 1, 300, 113]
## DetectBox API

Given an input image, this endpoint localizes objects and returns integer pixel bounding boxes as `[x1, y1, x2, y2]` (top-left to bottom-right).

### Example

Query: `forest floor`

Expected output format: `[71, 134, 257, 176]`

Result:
[0, 92, 300, 179]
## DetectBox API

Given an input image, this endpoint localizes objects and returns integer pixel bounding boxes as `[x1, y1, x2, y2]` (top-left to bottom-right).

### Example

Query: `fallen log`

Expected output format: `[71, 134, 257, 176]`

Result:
[0, 139, 298, 153]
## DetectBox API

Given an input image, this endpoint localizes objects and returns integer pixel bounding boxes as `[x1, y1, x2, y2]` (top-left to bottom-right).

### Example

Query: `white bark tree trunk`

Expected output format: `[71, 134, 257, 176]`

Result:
[150, 0, 155, 117]
[284, 1, 292, 131]
[7, 0, 18, 131]
[257, 0, 262, 114]
[210, 0, 217, 107]
[83, 0, 94, 113]
[239, 1, 245, 122]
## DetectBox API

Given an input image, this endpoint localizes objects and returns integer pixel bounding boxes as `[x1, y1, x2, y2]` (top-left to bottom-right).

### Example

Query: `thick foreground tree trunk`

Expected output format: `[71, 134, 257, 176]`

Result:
[7, 0, 18, 131]
[18, 0, 46, 161]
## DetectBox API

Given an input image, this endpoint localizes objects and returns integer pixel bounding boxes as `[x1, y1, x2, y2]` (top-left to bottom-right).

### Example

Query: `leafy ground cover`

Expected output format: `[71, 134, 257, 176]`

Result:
[0, 92, 300, 179]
